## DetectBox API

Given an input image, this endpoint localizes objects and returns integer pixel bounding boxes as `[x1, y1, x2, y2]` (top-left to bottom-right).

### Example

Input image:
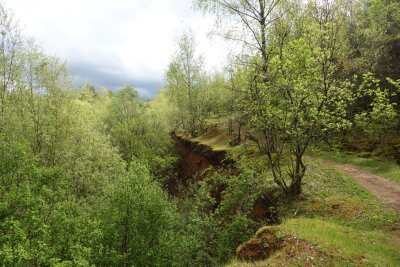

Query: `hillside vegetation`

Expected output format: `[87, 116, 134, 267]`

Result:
[1, 0, 400, 266]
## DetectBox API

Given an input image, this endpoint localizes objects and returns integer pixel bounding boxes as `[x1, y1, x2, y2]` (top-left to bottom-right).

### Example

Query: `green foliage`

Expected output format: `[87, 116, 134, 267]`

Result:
[356, 0, 400, 77]
[175, 195, 220, 266]
[165, 29, 207, 137]
[106, 86, 144, 163]
[0, 136, 102, 266]
[354, 73, 399, 142]
[1, 1, 400, 266]
[216, 215, 255, 264]
[179, 169, 267, 265]
[244, 29, 352, 194]
[99, 162, 180, 266]
[202, 73, 232, 115]
[216, 169, 262, 218]
[0, 3, 23, 120]
[80, 82, 96, 102]
[106, 85, 177, 181]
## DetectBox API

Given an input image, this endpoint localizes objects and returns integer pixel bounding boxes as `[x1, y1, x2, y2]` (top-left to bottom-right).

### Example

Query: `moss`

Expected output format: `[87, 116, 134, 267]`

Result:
[307, 149, 400, 182]
[236, 226, 284, 262]
[306, 195, 367, 220]
[282, 218, 400, 267]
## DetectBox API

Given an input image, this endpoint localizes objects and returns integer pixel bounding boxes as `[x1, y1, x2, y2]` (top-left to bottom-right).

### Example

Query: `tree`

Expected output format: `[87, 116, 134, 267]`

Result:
[266, 37, 352, 195]
[225, 63, 251, 142]
[166, 29, 206, 137]
[202, 73, 230, 116]
[80, 82, 96, 102]
[354, 73, 399, 145]
[195, 0, 287, 82]
[0, 3, 22, 118]
[95, 85, 111, 98]
[230, 0, 353, 195]
[100, 163, 180, 266]
[0, 135, 107, 266]
[357, 0, 400, 79]
[166, 30, 205, 136]
[24, 52, 74, 166]
[106, 86, 143, 163]
[194, 0, 292, 152]
[106, 86, 177, 181]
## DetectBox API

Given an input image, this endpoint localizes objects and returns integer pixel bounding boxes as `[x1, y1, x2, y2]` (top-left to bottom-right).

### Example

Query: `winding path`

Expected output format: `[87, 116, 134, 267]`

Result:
[323, 160, 400, 211]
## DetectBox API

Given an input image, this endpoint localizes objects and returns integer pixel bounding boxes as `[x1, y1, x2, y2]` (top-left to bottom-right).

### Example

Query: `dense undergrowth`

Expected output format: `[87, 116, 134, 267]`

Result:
[1, 0, 400, 266]
[223, 157, 400, 266]
[182, 120, 400, 266]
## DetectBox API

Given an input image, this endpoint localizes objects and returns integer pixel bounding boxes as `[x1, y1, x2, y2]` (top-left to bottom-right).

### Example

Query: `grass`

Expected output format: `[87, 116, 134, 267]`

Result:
[191, 130, 231, 152]
[227, 217, 400, 267]
[190, 123, 400, 230]
[189, 117, 238, 152]
[281, 217, 400, 266]
[224, 158, 400, 266]
[183, 120, 400, 266]
[288, 158, 400, 231]
[308, 149, 400, 182]
[286, 159, 400, 265]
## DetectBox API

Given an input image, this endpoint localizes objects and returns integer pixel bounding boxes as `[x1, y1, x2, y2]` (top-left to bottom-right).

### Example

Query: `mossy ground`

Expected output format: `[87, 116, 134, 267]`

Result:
[228, 217, 400, 266]
[308, 149, 400, 182]
[192, 118, 400, 266]
[188, 117, 257, 157]
[191, 127, 231, 152]
[225, 158, 400, 266]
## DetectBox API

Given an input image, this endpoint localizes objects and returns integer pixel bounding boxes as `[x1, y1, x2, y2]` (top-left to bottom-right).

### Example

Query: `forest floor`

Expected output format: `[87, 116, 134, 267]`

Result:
[226, 155, 400, 266]
[182, 117, 400, 265]
[323, 160, 400, 210]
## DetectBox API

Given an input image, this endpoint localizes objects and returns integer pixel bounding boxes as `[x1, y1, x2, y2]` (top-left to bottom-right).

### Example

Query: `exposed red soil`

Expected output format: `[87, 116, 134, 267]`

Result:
[236, 226, 284, 261]
[171, 134, 273, 220]
[168, 134, 231, 196]
[236, 227, 333, 265]
[252, 200, 269, 221]
[175, 139, 220, 181]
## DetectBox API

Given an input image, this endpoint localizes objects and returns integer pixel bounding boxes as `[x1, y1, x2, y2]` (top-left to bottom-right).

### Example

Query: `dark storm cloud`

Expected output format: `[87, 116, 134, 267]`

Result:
[5, 0, 230, 99]
[68, 61, 163, 99]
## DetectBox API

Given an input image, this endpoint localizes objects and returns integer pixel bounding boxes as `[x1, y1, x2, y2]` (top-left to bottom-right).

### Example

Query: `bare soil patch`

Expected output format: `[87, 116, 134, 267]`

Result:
[323, 160, 400, 210]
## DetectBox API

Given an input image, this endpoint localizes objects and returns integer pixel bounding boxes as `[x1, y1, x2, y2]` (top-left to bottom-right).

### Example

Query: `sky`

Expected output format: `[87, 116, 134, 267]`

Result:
[5, 0, 232, 98]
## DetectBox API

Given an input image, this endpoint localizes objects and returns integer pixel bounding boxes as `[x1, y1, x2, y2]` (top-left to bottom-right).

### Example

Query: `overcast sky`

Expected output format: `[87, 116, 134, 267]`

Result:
[5, 0, 232, 98]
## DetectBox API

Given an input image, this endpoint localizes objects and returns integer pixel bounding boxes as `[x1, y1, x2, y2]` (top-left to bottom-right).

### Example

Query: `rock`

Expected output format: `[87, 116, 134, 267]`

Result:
[236, 226, 284, 262]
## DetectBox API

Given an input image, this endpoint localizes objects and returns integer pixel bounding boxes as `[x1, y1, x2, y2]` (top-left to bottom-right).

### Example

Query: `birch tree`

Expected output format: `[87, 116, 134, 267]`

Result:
[166, 29, 205, 137]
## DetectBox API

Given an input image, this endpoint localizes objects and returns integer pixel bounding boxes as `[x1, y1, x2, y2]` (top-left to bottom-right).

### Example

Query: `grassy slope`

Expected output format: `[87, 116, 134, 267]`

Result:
[281, 218, 400, 266]
[308, 149, 400, 182]
[225, 158, 400, 266]
[228, 217, 400, 266]
[189, 119, 400, 266]
[187, 117, 247, 156]
[279, 159, 400, 266]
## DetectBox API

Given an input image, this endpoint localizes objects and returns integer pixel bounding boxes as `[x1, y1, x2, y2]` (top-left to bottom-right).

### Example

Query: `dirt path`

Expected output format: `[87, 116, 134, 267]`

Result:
[323, 160, 400, 210]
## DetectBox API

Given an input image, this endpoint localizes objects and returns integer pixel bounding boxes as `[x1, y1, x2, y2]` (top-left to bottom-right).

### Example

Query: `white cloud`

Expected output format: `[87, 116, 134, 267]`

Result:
[5, 0, 233, 98]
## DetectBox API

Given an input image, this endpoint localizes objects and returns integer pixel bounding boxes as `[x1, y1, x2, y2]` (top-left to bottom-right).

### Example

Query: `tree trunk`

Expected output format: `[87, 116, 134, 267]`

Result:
[238, 121, 242, 141]
[288, 175, 302, 195]
[288, 152, 306, 196]
[228, 118, 233, 135]
[259, 0, 269, 83]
